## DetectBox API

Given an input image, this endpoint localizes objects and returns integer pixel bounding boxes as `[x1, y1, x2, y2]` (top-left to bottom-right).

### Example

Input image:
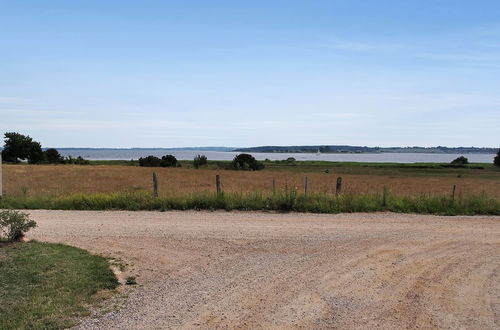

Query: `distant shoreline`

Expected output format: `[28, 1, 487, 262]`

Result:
[36, 146, 499, 155]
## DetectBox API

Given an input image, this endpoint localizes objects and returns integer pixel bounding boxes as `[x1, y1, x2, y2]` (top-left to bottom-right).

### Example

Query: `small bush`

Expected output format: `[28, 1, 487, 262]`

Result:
[451, 156, 469, 165]
[139, 155, 161, 167]
[139, 155, 178, 167]
[45, 148, 63, 164]
[160, 155, 178, 167]
[494, 149, 500, 167]
[231, 153, 264, 171]
[193, 154, 208, 169]
[63, 155, 90, 165]
[0, 210, 37, 241]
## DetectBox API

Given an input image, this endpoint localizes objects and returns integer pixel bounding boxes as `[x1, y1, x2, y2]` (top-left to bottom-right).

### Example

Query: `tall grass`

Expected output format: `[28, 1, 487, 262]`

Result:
[1, 190, 498, 215]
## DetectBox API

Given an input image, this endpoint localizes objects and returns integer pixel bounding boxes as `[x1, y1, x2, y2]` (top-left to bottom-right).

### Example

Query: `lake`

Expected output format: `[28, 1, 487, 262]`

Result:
[58, 149, 497, 163]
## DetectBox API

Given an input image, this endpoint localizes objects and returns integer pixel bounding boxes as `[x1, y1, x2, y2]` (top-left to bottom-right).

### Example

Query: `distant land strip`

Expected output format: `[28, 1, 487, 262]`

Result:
[234, 145, 498, 154]
[0, 146, 496, 154]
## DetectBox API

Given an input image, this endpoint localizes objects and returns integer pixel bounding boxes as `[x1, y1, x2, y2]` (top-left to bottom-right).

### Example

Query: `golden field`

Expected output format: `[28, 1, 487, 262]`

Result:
[3, 164, 500, 199]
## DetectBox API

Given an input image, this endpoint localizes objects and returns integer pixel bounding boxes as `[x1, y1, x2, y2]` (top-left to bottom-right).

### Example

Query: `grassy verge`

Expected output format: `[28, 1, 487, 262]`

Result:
[1, 190, 498, 215]
[0, 241, 119, 329]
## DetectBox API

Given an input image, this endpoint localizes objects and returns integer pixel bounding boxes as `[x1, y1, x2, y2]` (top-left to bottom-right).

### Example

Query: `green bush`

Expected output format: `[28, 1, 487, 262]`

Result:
[160, 155, 178, 167]
[139, 155, 161, 167]
[451, 156, 469, 165]
[139, 155, 179, 167]
[231, 153, 265, 171]
[494, 149, 500, 167]
[0, 210, 37, 241]
[45, 148, 63, 164]
[193, 154, 208, 169]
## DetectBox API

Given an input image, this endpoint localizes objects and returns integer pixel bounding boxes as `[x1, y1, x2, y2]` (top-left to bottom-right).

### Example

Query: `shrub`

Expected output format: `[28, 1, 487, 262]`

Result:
[193, 154, 208, 169]
[0, 210, 37, 242]
[494, 149, 500, 167]
[139, 155, 161, 167]
[45, 148, 63, 164]
[451, 156, 468, 165]
[231, 153, 264, 171]
[160, 155, 178, 167]
[62, 155, 90, 165]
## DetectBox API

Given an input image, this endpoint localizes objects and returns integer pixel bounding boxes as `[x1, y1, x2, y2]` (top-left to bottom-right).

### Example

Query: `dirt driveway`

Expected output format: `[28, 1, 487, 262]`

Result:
[27, 210, 499, 329]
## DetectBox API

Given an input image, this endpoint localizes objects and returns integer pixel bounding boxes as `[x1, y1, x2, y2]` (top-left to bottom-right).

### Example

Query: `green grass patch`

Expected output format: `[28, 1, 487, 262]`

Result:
[0, 241, 119, 329]
[1, 190, 498, 215]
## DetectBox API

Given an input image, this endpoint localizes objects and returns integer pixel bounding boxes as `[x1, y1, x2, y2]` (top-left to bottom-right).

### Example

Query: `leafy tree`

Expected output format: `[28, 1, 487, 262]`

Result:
[2, 132, 33, 162]
[494, 149, 500, 167]
[28, 141, 44, 164]
[138, 155, 161, 167]
[160, 155, 178, 167]
[193, 154, 208, 169]
[45, 148, 63, 164]
[231, 153, 264, 171]
[451, 156, 469, 165]
[1, 132, 44, 163]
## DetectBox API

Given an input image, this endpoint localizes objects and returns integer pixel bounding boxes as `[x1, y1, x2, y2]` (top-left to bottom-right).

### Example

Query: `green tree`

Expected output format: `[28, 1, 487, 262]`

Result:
[231, 153, 264, 171]
[45, 148, 63, 164]
[28, 141, 44, 164]
[2, 132, 44, 163]
[494, 149, 500, 167]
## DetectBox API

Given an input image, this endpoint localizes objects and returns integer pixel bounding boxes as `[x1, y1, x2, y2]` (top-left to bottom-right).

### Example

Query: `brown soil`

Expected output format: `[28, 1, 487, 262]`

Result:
[27, 210, 500, 329]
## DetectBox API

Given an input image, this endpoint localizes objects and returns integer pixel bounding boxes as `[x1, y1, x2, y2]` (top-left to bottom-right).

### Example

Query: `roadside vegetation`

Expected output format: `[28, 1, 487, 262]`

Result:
[0, 210, 119, 329]
[0, 189, 498, 215]
[0, 241, 119, 329]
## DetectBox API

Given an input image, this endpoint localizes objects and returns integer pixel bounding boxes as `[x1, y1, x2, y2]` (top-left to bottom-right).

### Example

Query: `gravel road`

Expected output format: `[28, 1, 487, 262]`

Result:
[27, 210, 500, 329]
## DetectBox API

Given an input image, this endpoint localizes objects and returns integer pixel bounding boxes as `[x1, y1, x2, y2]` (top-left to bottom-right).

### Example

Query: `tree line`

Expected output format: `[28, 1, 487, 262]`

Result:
[3, 132, 498, 168]
[1, 132, 88, 164]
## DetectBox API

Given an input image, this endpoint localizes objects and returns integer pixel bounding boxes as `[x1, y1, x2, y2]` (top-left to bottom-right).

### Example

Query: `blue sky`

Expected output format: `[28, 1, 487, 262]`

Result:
[1, 0, 499, 148]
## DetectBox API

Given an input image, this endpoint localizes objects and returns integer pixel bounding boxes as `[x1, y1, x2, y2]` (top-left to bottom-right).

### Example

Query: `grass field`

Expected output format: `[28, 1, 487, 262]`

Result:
[0, 241, 118, 329]
[3, 162, 500, 199]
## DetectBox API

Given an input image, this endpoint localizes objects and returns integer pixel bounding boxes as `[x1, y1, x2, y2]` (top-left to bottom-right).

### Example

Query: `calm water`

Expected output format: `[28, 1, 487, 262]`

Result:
[58, 149, 496, 163]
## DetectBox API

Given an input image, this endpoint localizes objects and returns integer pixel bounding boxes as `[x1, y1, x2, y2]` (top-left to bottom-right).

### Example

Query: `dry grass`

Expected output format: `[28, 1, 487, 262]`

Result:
[4, 164, 500, 199]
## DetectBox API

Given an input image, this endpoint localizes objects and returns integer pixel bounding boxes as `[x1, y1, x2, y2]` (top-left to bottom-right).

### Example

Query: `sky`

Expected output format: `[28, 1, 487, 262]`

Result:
[1, 0, 499, 148]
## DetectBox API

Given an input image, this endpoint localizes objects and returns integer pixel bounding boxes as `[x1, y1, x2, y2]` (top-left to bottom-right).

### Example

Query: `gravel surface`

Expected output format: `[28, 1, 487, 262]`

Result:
[27, 210, 500, 329]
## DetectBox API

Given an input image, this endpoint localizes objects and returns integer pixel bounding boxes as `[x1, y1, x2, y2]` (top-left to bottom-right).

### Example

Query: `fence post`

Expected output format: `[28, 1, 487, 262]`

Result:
[451, 185, 456, 200]
[304, 176, 308, 196]
[336, 177, 342, 196]
[382, 186, 388, 207]
[272, 178, 276, 195]
[216, 175, 221, 194]
[152, 172, 158, 197]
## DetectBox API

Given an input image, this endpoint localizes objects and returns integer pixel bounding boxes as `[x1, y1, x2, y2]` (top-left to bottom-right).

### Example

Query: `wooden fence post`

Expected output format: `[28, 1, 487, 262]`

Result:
[152, 172, 158, 197]
[451, 185, 456, 200]
[272, 178, 276, 195]
[382, 186, 388, 207]
[216, 175, 221, 194]
[304, 176, 308, 196]
[336, 177, 342, 196]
